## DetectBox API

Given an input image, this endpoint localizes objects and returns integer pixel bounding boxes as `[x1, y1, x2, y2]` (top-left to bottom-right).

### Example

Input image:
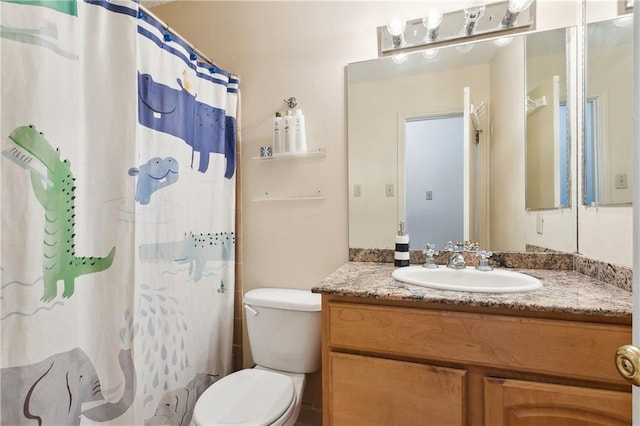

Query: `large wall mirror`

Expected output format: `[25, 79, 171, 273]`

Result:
[348, 26, 575, 251]
[583, 14, 633, 206]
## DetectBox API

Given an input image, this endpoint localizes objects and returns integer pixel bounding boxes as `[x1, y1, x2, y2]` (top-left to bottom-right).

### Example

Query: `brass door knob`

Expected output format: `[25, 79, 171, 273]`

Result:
[615, 345, 640, 386]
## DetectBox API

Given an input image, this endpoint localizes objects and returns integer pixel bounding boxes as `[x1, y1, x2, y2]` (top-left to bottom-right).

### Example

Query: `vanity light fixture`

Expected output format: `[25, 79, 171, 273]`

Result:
[502, 0, 535, 28]
[378, 0, 535, 57]
[423, 9, 443, 42]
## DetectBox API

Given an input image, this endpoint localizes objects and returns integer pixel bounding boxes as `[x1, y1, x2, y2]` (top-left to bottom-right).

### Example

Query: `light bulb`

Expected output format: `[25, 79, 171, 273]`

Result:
[502, 0, 532, 27]
[422, 48, 439, 59]
[391, 53, 408, 64]
[387, 16, 406, 37]
[508, 0, 534, 13]
[422, 9, 443, 30]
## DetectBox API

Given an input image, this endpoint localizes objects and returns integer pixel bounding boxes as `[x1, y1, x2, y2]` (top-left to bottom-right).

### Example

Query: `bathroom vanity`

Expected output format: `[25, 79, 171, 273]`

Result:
[313, 262, 632, 426]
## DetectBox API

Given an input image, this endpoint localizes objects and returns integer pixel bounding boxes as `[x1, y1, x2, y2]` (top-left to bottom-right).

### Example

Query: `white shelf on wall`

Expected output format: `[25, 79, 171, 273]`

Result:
[252, 191, 327, 202]
[252, 147, 325, 161]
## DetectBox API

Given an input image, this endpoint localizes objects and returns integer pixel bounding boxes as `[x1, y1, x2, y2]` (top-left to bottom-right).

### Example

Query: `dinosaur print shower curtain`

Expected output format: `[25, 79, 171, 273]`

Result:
[0, 1, 238, 424]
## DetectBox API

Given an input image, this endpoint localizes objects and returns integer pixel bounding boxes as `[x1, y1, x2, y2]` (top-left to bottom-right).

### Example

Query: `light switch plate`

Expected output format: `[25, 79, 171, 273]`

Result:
[536, 213, 543, 234]
[615, 173, 628, 189]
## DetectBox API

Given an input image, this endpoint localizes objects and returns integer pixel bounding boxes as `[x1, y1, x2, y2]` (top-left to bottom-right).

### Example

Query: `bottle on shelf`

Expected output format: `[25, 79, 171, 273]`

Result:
[283, 109, 296, 154]
[273, 112, 284, 155]
[294, 108, 307, 153]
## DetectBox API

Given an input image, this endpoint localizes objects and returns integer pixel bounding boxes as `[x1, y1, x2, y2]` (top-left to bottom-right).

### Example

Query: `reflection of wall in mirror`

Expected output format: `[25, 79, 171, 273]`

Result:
[489, 37, 527, 251]
[526, 76, 560, 210]
[348, 63, 489, 249]
[490, 32, 573, 253]
[521, 28, 578, 256]
[580, 2, 632, 267]
[525, 33, 567, 211]
[586, 26, 633, 205]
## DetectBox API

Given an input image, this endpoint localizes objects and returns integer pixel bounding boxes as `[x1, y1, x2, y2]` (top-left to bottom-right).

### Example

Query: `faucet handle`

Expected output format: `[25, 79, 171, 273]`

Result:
[475, 249, 493, 271]
[423, 243, 439, 257]
[475, 249, 493, 259]
[445, 241, 463, 252]
[422, 243, 439, 269]
[464, 241, 479, 251]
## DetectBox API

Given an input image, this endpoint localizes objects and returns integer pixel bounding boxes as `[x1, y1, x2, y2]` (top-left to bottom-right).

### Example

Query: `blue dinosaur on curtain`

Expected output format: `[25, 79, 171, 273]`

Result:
[138, 72, 236, 178]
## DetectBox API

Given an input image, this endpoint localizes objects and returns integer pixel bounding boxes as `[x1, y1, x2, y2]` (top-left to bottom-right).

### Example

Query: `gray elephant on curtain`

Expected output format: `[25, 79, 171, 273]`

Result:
[1, 347, 136, 425]
[145, 373, 219, 426]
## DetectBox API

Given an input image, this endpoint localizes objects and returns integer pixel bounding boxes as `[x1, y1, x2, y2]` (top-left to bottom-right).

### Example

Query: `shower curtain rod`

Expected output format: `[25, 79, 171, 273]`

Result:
[139, 4, 223, 71]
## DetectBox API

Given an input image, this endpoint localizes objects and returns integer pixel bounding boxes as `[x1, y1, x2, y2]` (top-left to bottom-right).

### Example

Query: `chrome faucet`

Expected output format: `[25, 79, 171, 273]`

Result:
[444, 241, 481, 269]
[445, 241, 467, 269]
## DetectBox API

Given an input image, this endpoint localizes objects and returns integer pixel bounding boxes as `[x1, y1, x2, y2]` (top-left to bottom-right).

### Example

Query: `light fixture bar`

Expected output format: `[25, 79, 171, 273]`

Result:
[378, 0, 535, 57]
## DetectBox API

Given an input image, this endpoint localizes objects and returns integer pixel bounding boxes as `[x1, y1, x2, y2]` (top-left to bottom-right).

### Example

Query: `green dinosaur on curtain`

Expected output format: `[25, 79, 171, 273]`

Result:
[0, 0, 77, 16]
[5, 125, 116, 301]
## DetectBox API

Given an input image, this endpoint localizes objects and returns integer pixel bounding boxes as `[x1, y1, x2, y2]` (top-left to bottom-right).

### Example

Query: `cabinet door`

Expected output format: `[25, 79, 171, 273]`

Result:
[484, 377, 631, 426]
[328, 352, 466, 426]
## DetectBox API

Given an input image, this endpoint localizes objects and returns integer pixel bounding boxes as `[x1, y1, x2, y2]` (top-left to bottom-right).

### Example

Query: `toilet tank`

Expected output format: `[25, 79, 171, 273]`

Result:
[243, 288, 322, 373]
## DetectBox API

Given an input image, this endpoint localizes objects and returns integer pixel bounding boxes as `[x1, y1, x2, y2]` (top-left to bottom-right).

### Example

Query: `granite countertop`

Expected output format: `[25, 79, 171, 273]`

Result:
[312, 262, 632, 319]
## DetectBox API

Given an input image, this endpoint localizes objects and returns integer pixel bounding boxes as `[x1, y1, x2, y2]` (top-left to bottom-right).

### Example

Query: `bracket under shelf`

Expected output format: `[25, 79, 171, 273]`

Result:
[252, 147, 325, 161]
[252, 191, 327, 202]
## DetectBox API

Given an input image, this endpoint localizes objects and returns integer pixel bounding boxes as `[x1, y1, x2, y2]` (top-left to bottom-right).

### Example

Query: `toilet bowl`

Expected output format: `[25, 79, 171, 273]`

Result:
[191, 288, 321, 426]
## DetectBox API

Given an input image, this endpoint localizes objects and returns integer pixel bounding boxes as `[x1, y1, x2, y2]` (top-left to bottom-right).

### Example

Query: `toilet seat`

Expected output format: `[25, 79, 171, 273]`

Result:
[192, 369, 295, 426]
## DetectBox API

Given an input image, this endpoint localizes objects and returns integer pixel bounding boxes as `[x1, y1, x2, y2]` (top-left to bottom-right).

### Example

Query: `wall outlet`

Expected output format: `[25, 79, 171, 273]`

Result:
[354, 184, 361, 197]
[615, 173, 628, 189]
[385, 184, 394, 197]
[425, 190, 433, 200]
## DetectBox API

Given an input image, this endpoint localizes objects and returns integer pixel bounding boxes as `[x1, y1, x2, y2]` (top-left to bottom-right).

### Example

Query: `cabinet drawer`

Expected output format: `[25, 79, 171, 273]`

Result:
[327, 302, 630, 384]
[329, 352, 465, 426]
[484, 377, 631, 425]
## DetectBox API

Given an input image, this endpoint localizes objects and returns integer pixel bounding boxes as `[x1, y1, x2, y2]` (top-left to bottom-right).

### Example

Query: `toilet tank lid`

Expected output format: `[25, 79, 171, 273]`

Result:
[243, 288, 321, 312]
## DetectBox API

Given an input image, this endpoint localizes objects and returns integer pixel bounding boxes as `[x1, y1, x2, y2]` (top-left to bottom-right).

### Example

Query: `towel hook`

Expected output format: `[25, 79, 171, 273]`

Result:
[283, 97, 298, 109]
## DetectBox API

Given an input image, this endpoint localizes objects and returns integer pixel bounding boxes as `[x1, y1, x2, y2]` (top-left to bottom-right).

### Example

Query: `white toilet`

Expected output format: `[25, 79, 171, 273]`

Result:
[192, 288, 322, 426]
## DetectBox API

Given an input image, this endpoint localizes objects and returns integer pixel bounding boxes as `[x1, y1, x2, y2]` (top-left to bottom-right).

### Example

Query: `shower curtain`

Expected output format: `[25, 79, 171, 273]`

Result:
[0, 1, 238, 424]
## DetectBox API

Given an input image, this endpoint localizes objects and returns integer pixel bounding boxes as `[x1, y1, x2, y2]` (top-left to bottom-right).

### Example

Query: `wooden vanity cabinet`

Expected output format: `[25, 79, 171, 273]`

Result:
[321, 295, 632, 426]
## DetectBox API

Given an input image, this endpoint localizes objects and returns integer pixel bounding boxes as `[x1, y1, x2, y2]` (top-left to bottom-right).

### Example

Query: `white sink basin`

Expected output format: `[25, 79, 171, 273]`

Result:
[391, 266, 542, 293]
